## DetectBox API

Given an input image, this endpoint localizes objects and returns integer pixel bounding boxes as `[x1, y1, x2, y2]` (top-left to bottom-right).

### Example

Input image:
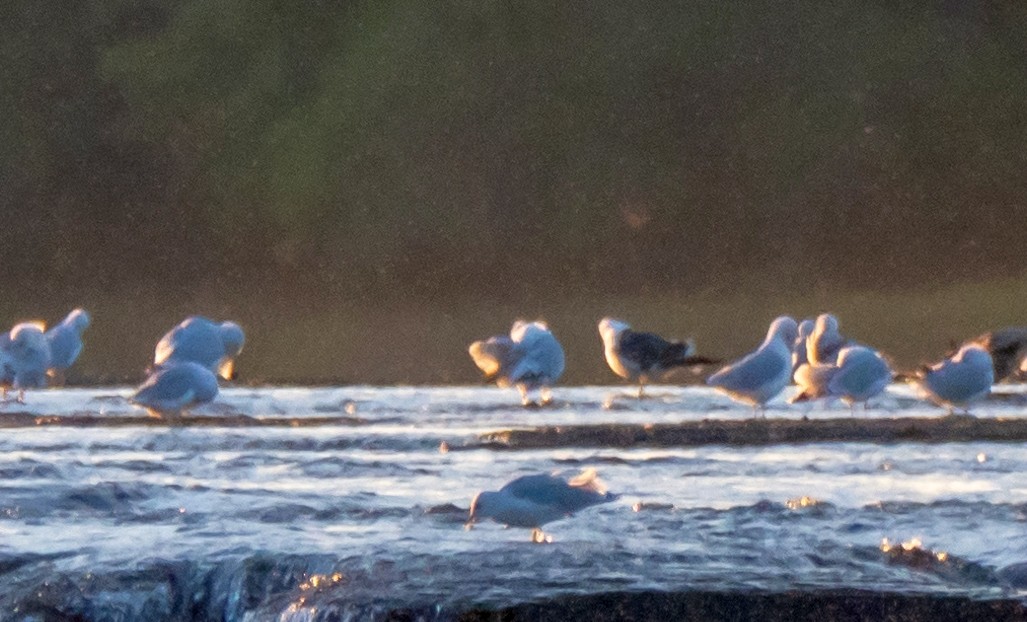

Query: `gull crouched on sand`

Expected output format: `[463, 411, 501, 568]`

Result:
[469, 320, 565, 406]
[154, 316, 245, 381]
[131, 361, 220, 417]
[466, 469, 617, 543]
[598, 317, 716, 398]
[706, 316, 798, 415]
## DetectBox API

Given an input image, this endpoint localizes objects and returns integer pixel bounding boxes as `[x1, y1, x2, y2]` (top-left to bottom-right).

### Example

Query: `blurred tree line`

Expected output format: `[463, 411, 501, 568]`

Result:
[2, 0, 1026, 307]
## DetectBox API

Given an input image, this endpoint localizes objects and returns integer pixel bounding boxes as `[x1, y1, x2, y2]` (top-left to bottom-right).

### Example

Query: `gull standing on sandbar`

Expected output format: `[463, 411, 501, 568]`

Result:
[706, 316, 798, 415]
[469, 320, 565, 406]
[45, 308, 91, 384]
[916, 344, 994, 415]
[154, 316, 245, 381]
[792, 345, 892, 411]
[131, 361, 220, 417]
[598, 317, 715, 397]
[466, 469, 617, 543]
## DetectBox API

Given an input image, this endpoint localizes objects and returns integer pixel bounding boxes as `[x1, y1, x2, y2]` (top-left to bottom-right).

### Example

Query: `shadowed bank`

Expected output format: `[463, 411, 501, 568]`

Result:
[1, 1, 1025, 388]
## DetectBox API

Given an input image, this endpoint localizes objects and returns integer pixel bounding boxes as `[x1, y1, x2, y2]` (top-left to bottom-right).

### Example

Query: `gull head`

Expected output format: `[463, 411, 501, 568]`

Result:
[68, 308, 91, 332]
[10, 322, 48, 352]
[510, 320, 550, 343]
[598, 317, 630, 343]
[219, 322, 245, 357]
[765, 316, 798, 347]
[813, 313, 840, 341]
[466, 491, 497, 529]
[954, 344, 993, 369]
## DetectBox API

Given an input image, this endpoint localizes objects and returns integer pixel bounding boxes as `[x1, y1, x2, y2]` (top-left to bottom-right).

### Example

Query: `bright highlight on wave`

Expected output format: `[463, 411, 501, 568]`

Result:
[881, 537, 950, 564]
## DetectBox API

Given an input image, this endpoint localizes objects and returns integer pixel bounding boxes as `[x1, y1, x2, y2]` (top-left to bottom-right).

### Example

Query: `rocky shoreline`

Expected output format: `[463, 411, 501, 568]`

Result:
[455, 590, 1027, 622]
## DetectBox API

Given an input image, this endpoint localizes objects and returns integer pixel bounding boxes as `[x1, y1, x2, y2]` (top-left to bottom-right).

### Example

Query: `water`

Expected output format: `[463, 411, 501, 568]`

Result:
[2, 385, 1027, 620]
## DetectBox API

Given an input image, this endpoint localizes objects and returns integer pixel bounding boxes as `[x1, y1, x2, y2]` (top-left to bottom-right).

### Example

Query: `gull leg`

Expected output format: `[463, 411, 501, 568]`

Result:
[518, 386, 531, 407]
[17, 390, 26, 404]
[540, 387, 553, 405]
[636, 382, 645, 399]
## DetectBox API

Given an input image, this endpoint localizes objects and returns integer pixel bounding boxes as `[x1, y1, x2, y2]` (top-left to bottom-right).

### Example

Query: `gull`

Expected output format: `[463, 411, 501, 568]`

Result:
[806, 313, 849, 365]
[598, 318, 716, 397]
[154, 316, 245, 381]
[917, 344, 994, 414]
[791, 318, 815, 372]
[706, 316, 798, 415]
[792, 345, 892, 411]
[5, 323, 51, 403]
[828, 346, 892, 409]
[130, 361, 219, 417]
[0, 333, 13, 401]
[790, 360, 837, 404]
[466, 469, 616, 543]
[45, 308, 91, 384]
[963, 327, 1027, 383]
[469, 320, 565, 406]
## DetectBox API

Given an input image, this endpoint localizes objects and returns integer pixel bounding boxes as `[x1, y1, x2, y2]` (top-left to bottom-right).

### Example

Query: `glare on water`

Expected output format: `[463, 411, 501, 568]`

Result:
[1, 384, 1027, 619]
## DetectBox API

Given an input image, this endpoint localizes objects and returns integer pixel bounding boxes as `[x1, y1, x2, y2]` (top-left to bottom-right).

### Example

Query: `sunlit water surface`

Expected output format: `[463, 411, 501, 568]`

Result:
[2, 385, 1027, 620]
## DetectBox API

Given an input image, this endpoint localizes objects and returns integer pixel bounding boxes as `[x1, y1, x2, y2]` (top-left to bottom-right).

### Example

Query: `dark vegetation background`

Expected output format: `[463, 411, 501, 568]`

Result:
[1, 0, 1025, 384]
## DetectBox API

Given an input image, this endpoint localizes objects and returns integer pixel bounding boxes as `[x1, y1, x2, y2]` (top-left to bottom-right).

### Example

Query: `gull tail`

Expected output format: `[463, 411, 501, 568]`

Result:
[662, 341, 720, 369]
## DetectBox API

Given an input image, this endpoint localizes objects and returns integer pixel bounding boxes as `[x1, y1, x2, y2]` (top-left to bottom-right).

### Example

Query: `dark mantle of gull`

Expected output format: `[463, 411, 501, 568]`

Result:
[3, 385, 1027, 621]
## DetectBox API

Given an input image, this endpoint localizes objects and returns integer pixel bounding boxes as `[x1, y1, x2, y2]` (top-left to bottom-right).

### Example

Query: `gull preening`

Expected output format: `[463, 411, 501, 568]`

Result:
[598, 317, 715, 398]
[130, 361, 220, 417]
[916, 344, 994, 414]
[466, 469, 616, 543]
[154, 316, 245, 381]
[792, 345, 892, 411]
[806, 313, 850, 365]
[469, 320, 565, 406]
[706, 316, 799, 414]
[45, 308, 91, 384]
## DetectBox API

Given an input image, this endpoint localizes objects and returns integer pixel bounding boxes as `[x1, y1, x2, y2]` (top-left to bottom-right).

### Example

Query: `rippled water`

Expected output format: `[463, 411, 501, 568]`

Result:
[2, 385, 1027, 620]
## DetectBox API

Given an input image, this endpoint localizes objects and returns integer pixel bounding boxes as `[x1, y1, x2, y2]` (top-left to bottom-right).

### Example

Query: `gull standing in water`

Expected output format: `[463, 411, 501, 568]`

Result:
[469, 320, 565, 406]
[917, 344, 994, 414]
[154, 316, 245, 381]
[45, 308, 91, 384]
[5, 323, 51, 403]
[131, 361, 220, 417]
[706, 316, 798, 415]
[598, 317, 715, 398]
[466, 469, 617, 543]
